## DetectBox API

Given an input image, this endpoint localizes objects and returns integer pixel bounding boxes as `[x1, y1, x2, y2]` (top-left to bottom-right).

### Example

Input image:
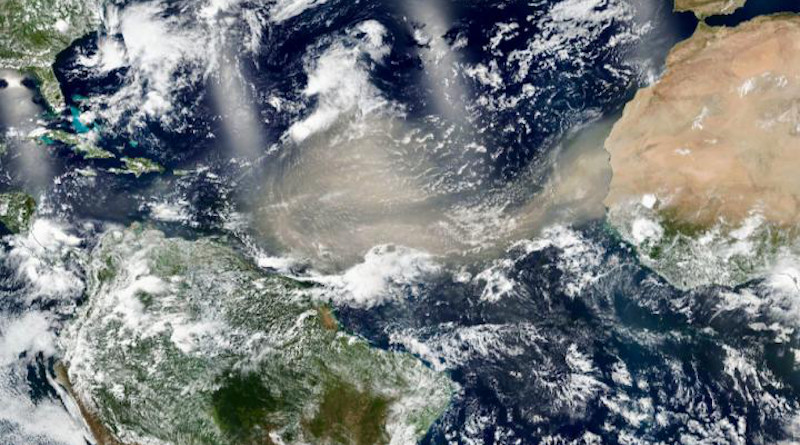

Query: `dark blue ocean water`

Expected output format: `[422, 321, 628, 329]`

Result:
[4, 0, 800, 443]
[706, 0, 800, 26]
[337, 221, 800, 443]
[39, 0, 699, 227]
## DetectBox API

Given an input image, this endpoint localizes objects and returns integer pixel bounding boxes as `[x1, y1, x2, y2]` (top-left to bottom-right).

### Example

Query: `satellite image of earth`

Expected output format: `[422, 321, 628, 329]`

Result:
[3, 0, 800, 443]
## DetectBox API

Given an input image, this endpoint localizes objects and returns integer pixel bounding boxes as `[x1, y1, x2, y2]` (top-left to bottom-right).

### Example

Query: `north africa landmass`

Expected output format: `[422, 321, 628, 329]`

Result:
[605, 14, 800, 287]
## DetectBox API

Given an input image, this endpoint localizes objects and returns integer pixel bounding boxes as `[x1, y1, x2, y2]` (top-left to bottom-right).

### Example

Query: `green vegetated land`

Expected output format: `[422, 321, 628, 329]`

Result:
[0, 0, 99, 108]
[65, 227, 454, 445]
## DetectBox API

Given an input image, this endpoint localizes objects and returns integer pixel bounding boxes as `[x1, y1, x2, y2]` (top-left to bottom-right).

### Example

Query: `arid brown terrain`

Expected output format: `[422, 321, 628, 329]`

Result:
[674, 0, 746, 18]
[605, 15, 800, 229]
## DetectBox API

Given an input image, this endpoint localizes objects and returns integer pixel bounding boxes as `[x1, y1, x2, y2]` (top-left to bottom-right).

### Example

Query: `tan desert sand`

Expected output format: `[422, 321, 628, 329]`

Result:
[674, 0, 747, 18]
[606, 15, 800, 230]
